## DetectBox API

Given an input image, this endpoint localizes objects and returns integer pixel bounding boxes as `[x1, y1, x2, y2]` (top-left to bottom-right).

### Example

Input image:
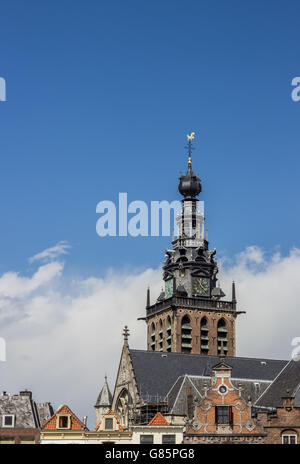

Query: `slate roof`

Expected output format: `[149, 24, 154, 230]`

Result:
[0, 391, 53, 428]
[167, 375, 271, 415]
[130, 349, 288, 401]
[255, 359, 300, 408]
[95, 376, 113, 407]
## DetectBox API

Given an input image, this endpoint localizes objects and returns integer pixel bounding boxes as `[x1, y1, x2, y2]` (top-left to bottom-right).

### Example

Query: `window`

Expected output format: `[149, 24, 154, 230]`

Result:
[217, 318, 228, 355]
[20, 437, 35, 444]
[181, 316, 192, 354]
[150, 323, 156, 351]
[56, 415, 71, 429]
[282, 434, 297, 444]
[166, 316, 172, 352]
[162, 435, 176, 444]
[2, 415, 14, 427]
[200, 317, 209, 354]
[215, 406, 233, 425]
[0, 437, 15, 444]
[140, 435, 154, 444]
[105, 418, 113, 430]
[158, 320, 163, 351]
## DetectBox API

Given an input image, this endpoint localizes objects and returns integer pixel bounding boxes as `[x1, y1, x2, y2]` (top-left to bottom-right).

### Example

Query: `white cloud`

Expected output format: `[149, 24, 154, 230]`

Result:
[28, 241, 70, 264]
[0, 244, 299, 428]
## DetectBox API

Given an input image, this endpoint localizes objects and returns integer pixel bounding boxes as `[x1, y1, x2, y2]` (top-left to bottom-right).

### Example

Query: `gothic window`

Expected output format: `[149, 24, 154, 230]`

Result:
[217, 318, 228, 355]
[158, 319, 163, 352]
[200, 317, 209, 355]
[116, 388, 132, 429]
[181, 315, 192, 354]
[150, 323, 155, 351]
[166, 316, 172, 352]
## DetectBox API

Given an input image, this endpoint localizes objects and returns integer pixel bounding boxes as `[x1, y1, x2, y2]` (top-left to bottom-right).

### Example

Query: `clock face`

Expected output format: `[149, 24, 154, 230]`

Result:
[165, 278, 173, 299]
[193, 277, 210, 297]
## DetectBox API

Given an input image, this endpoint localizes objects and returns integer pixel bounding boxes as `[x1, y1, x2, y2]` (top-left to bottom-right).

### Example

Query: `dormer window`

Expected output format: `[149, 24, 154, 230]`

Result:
[2, 414, 14, 427]
[56, 414, 71, 429]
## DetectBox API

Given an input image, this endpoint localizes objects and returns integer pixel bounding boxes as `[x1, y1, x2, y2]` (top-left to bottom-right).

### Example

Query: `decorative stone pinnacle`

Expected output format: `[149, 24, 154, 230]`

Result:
[123, 325, 130, 345]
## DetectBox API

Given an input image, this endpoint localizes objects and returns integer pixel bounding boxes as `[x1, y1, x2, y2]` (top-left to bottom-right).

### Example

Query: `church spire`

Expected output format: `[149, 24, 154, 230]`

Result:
[178, 132, 202, 200]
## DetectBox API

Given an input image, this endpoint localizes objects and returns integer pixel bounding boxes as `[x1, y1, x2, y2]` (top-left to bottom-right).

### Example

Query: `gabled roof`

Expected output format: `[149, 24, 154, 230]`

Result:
[42, 405, 88, 431]
[167, 374, 271, 415]
[129, 349, 288, 401]
[212, 359, 232, 371]
[255, 359, 300, 408]
[94, 409, 124, 432]
[147, 412, 170, 426]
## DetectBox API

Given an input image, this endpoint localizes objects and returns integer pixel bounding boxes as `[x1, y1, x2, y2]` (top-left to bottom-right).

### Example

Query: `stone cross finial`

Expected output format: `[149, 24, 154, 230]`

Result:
[123, 325, 130, 345]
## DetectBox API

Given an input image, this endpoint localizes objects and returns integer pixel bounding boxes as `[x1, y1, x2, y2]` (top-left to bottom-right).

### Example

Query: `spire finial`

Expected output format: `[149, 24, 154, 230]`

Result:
[123, 325, 130, 345]
[146, 286, 150, 308]
[185, 132, 195, 169]
[232, 280, 236, 304]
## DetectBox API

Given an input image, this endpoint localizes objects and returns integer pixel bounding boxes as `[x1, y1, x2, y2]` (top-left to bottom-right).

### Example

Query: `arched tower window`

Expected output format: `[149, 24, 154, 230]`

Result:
[158, 319, 163, 351]
[200, 317, 209, 355]
[217, 318, 228, 355]
[150, 323, 156, 351]
[181, 315, 192, 353]
[166, 316, 172, 352]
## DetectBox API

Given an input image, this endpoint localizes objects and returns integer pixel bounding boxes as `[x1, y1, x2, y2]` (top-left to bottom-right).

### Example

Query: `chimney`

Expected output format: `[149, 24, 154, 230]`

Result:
[20, 390, 32, 400]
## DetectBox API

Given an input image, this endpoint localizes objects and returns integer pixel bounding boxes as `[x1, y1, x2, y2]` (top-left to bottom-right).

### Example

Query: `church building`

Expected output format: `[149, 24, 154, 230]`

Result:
[95, 134, 289, 435]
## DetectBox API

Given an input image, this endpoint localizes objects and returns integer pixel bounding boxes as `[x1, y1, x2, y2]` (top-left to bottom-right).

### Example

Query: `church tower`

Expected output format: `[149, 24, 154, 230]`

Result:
[146, 134, 244, 356]
[94, 375, 113, 426]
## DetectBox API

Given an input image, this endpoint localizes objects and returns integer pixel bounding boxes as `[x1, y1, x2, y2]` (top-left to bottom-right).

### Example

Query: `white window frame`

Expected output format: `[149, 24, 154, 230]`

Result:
[56, 414, 71, 430]
[282, 434, 297, 444]
[2, 414, 15, 428]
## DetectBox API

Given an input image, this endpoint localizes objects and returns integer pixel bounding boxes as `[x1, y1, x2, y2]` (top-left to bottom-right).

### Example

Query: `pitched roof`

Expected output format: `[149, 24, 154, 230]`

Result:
[129, 349, 288, 401]
[255, 359, 300, 408]
[42, 405, 88, 431]
[147, 412, 170, 426]
[94, 410, 124, 432]
[95, 376, 113, 407]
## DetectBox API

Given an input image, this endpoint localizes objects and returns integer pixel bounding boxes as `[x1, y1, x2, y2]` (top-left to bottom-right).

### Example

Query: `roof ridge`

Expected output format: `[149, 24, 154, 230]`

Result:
[254, 359, 293, 406]
[129, 349, 288, 363]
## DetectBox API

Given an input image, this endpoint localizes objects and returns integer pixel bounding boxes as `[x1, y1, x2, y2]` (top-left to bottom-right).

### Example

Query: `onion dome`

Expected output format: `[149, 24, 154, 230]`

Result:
[178, 133, 202, 199]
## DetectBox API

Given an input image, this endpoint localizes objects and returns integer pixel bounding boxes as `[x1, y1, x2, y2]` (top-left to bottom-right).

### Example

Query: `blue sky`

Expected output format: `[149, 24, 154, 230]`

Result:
[1, 1, 300, 277]
[1, 0, 300, 424]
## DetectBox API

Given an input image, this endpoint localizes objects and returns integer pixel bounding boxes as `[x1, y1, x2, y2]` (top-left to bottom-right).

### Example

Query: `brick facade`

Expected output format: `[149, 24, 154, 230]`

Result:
[147, 308, 236, 356]
[257, 397, 300, 444]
